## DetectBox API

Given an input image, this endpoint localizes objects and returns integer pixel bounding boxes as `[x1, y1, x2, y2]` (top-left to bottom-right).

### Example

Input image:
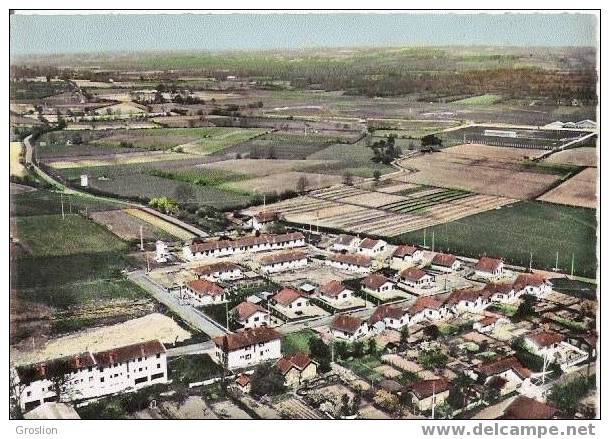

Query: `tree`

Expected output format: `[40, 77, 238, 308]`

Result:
[421, 134, 442, 148]
[423, 324, 440, 340]
[515, 294, 538, 320]
[400, 326, 410, 346]
[296, 175, 309, 194]
[308, 337, 331, 372]
[250, 364, 285, 398]
[372, 170, 381, 184]
[343, 171, 353, 186]
[367, 338, 377, 356]
[352, 341, 365, 358]
[334, 341, 349, 359]
[149, 197, 179, 215]
[447, 373, 474, 409]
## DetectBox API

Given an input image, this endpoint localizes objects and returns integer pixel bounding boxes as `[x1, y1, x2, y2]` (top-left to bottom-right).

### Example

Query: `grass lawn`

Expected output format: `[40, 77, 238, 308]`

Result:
[14, 214, 128, 257]
[282, 329, 318, 355]
[488, 303, 519, 317]
[168, 354, 224, 386]
[339, 355, 384, 382]
[396, 201, 597, 278]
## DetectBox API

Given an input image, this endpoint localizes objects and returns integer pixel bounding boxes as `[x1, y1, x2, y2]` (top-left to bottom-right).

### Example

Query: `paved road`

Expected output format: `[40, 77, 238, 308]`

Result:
[167, 341, 215, 357]
[22, 135, 208, 237]
[128, 270, 227, 338]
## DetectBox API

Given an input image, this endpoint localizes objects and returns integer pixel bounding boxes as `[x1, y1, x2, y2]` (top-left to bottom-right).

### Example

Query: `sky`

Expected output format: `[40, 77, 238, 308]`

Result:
[10, 12, 598, 55]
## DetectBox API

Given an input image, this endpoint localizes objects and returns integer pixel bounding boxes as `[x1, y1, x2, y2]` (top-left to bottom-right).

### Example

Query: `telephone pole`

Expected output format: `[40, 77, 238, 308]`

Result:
[570, 253, 575, 277]
[60, 194, 65, 220]
[431, 230, 435, 253]
[139, 225, 144, 251]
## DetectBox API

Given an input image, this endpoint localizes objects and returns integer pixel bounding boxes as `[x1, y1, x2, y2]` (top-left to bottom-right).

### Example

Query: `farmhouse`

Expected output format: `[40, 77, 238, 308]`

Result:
[483, 282, 519, 304]
[213, 327, 282, 370]
[259, 250, 308, 274]
[408, 378, 452, 412]
[183, 232, 305, 260]
[191, 261, 244, 281]
[13, 340, 167, 412]
[368, 305, 409, 330]
[473, 356, 532, 396]
[474, 256, 504, 279]
[408, 296, 449, 324]
[445, 288, 490, 314]
[513, 273, 552, 298]
[473, 315, 509, 333]
[331, 234, 360, 252]
[271, 287, 310, 310]
[231, 301, 270, 329]
[326, 253, 372, 273]
[431, 253, 461, 272]
[183, 279, 226, 306]
[330, 315, 369, 341]
[400, 267, 435, 290]
[502, 396, 559, 420]
[276, 353, 318, 387]
[392, 245, 424, 265]
[356, 238, 387, 256]
[246, 211, 282, 232]
[361, 273, 395, 295]
[319, 280, 354, 304]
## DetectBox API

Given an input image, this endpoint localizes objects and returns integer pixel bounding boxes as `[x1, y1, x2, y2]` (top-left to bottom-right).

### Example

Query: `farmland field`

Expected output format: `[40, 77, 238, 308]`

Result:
[305, 142, 394, 177]
[397, 144, 561, 199]
[10, 189, 123, 217]
[543, 147, 598, 167]
[13, 214, 128, 257]
[538, 167, 597, 209]
[124, 208, 196, 240]
[452, 94, 503, 105]
[396, 201, 597, 278]
[46, 151, 197, 169]
[224, 171, 346, 194]
[89, 209, 177, 241]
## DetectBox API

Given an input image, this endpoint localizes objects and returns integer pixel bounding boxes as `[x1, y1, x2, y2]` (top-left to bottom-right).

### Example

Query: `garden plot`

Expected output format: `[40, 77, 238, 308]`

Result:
[338, 191, 408, 208]
[46, 151, 196, 169]
[124, 208, 196, 240]
[196, 158, 337, 177]
[543, 147, 597, 168]
[89, 209, 176, 241]
[399, 146, 561, 199]
[538, 167, 597, 209]
[225, 172, 346, 194]
[374, 182, 421, 194]
[444, 143, 547, 162]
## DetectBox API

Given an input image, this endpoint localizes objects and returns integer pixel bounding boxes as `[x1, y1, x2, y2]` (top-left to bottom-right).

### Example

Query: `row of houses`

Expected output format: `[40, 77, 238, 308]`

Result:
[331, 235, 387, 257]
[328, 273, 552, 341]
[12, 340, 168, 412]
[183, 232, 306, 261]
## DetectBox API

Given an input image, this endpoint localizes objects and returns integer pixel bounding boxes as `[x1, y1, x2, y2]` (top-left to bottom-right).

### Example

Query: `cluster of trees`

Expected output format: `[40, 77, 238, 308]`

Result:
[333, 338, 378, 361]
[148, 197, 179, 214]
[370, 135, 402, 164]
[548, 374, 596, 416]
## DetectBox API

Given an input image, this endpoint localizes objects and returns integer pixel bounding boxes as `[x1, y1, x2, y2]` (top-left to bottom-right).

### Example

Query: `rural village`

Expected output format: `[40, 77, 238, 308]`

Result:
[9, 40, 598, 420]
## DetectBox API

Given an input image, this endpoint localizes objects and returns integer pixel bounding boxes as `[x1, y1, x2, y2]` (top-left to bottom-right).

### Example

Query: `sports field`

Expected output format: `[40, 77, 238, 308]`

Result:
[396, 201, 597, 278]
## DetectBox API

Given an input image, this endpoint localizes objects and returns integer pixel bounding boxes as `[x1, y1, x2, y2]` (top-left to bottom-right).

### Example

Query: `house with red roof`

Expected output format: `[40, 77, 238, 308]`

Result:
[513, 273, 552, 298]
[356, 237, 387, 257]
[502, 396, 560, 420]
[473, 356, 532, 396]
[213, 327, 282, 369]
[191, 261, 244, 282]
[445, 288, 491, 314]
[246, 211, 282, 232]
[319, 280, 354, 305]
[330, 315, 369, 341]
[368, 305, 410, 330]
[326, 253, 372, 273]
[331, 234, 361, 252]
[276, 353, 318, 387]
[483, 282, 519, 304]
[523, 331, 565, 357]
[235, 373, 251, 393]
[270, 288, 310, 312]
[472, 314, 509, 333]
[183, 279, 227, 306]
[408, 296, 450, 324]
[474, 256, 505, 279]
[231, 301, 270, 329]
[431, 252, 461, 272]
[361, 273, 395, 296]
[259, 250, 308, 274]
[408, 378, 452, 412]
[400, 267, 435, 290]
[392, 245, 423, 265]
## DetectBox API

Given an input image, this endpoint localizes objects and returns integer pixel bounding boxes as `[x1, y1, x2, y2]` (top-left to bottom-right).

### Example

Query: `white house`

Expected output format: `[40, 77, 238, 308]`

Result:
[326, 253, 372, 273]
[483, 283, 520, 304]
[155, 240, 169, 263]
[474, 356, 532, 396]
[270, 288, 310, 312]
[213, 327, 282, 370]
[183, 232, 305, 260]
[473, 315, 509, 333]
[331, 234, 360, 252]
[474, 256, 504, 279]
[445, 288, 491, 314]
[408, 296, 449, 324]
[276, 353, 318, 387]
[368, 305, 409, 330]
[400, 267, 435, 290]
[361, 273, 395, 295]
[319, 280, 354, 305]
[523, 331, 565, 358]
[408, 378, 452, 412]
[259, 251, 308, 274]
[392, 245, 424, 265]
[356, 238, 387, 257]
[513, 273, 552, 298]
[231, 301, 270, 329]
[183, 279, 227, 306]
[330, 315, 369, 341]
[431, 253, 461, 272]
[192, 261, 244, 282]
[246, 211, 282, 232]
[13, 340, 168, 412]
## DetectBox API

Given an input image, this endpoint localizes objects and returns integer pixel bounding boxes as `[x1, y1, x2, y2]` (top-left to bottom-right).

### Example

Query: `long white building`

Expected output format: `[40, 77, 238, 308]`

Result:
[213, 327, 282, 370]
[12, 340, 168, 412]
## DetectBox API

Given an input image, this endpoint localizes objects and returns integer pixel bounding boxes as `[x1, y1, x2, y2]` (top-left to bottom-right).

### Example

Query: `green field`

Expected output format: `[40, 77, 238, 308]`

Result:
[305, 142, 394, 177]
[396, 201, 597, 278]
[282, 329, 318, 355]
[15, 214, 128, 257]
[10, 189, 123, 217]
[168, 354, 223, 386]
[181, 128, 268, 154]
